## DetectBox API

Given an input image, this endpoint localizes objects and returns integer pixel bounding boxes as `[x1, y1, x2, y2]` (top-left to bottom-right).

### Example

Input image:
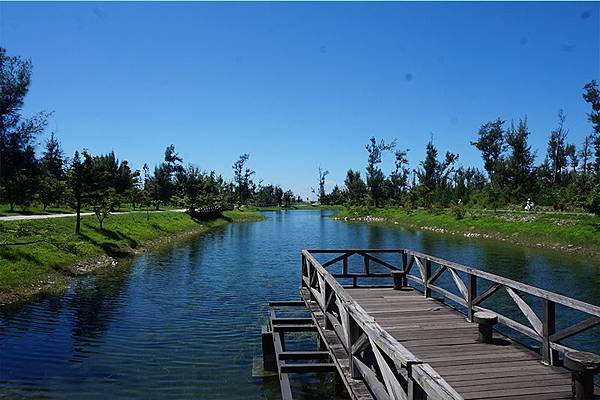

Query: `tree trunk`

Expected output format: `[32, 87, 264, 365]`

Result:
[75, 198, 81, 234]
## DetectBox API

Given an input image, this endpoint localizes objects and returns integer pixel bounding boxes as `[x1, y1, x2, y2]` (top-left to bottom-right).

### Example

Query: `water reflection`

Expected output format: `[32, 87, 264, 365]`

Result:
[0, 210, 598, 399]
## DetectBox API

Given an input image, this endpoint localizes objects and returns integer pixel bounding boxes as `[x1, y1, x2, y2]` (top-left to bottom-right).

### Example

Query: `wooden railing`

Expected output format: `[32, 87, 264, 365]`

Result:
[302, 250, 463, 400]
[302, 249, 600, 399]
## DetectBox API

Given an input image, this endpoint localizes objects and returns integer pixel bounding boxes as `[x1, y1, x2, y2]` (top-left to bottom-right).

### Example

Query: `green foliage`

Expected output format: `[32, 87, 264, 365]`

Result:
[416, 139, 458, 208]
[451, 201, 466, 220]
[335, 207, 600, 257]
[0, 210, 265, 303]
[232, 153, 255, 208]
[584, 185, 600, 215]
[365, 136, 396, 207]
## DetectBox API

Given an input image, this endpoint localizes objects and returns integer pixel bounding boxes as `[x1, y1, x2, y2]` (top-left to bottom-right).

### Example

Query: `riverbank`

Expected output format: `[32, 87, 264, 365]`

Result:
[334, 207, 600, 260]
[0, 210, 265, 305]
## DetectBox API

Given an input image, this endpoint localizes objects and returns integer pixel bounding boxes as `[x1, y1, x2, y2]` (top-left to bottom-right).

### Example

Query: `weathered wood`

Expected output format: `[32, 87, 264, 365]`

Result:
[323, 252, 356, 268]
[473, 311, 498, 344]
[293, 248, 600, 400]
[262, 325, 277, 372]
[505, 287, 543, 336]
[403, 249, 600, 317]
[448, 268, 468, 301]
[550, 316, 600, 343]
[467, 274, 477, 322]
[542, 299, 558, 366]
[278, 351, 330, 360]
[563, 351, 600, 400]
[280, 363, 337, 373]
[268, 300, 306, 307]
[472, 282, 501, 305]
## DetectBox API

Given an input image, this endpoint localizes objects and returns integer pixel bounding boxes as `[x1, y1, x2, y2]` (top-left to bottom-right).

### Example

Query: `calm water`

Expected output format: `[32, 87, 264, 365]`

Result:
[1, 210, 599, 399]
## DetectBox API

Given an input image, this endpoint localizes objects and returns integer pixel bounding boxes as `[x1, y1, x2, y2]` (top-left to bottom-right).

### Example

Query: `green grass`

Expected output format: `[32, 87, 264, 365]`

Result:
[335, 207, 600, 258]
[0, 210, 264, 304]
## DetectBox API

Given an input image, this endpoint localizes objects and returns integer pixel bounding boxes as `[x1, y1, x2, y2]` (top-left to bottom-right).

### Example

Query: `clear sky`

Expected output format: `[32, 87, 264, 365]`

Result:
[1, 2, 598, 198]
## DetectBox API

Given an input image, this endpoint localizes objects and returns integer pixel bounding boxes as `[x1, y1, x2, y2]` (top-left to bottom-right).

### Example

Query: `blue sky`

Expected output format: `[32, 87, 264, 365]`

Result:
[1, 2, 598, 198]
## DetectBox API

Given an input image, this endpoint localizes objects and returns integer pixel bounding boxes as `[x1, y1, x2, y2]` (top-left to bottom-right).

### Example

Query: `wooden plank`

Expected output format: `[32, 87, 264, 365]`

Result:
[269, 300, 305, 307]
[448, 268, 469, 301]
[278, 351, 330, 360]
[505, 287, 543, 336]
[280, 363, 337, 373]
[549, 316, 600, 342]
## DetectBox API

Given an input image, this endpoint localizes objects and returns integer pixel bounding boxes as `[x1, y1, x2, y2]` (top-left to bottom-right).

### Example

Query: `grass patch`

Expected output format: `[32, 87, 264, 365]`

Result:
[335, 207, 600, 258]
[0, 210, 264, 304]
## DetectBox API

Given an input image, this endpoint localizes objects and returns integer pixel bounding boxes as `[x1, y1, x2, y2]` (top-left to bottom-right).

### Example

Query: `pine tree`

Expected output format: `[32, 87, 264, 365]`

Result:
[505, 118, 535, 200]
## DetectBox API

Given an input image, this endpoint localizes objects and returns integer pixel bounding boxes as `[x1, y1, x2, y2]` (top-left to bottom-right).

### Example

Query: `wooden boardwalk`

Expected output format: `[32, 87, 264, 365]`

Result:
[345, 287, 573, 399]
[262, 249, 600, 400]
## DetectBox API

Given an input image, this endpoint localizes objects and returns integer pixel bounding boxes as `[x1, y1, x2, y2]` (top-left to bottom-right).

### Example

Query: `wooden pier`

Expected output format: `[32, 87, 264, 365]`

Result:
[262, 249, 600, 400]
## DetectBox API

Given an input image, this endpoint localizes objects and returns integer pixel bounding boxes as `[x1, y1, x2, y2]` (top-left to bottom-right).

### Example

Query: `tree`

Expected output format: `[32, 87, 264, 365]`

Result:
[389, 149, 410, 204]
[546, 110, 568, 185]
[505, 118, 535, 200]
[39, 133, 66, 209]
[0, 47, 49, 210]
[417, 139, 458, 207]
[580, 135, 594, 177]
[232, 154, 254, 208]
[471, 119, 505, 188]
[282, 190, 294, 208]
[582, 81, 600, 181]
[365, 136, 396, 207]
[312, 166, 329, 204]
[178, 165, 203, 214]
[564, 143, 578, 175]
[148, 163, 173, 210]
[67, 151, 92, 234]
[328, 185, 345, 205]
[344, 169, 367, 206]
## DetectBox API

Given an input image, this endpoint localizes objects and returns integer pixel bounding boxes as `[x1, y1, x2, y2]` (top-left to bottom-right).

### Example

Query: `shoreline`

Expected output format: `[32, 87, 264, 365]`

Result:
[333, 208, 600, 261]
[0, 210, 265, 306]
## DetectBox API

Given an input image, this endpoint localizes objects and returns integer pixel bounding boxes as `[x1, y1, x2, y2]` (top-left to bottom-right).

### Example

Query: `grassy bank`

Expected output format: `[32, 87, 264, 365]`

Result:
[0, 210, 264, 305]
[335, 207, 600, 259]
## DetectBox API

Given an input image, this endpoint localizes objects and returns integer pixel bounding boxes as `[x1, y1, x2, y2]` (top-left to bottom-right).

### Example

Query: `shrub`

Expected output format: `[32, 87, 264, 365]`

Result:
[451, 200, 466, 220]
[584, 185, 600, 215]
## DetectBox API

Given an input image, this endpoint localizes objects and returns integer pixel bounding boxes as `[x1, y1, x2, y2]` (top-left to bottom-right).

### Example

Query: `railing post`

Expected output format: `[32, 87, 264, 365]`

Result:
[408, 363, 426, 400]
[467, 273, 477, 322]
[542, 299, 558, 366]
[346, 312, 361, 379]
[363, 255, 370, 275]
[342, 255, 348, 274]
[424, 260, 431, 298]
[402, 251, 408, 272]
[301, 254, 307, 288]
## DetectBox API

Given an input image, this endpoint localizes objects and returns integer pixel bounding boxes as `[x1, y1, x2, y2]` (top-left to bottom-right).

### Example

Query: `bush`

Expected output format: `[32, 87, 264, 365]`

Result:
[451, 201, 466, 220]
[584, 185, 600, 215]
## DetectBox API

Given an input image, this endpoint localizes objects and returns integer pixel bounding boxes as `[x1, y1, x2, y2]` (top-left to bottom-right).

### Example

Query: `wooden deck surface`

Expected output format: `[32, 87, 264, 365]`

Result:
[343, 286, 575, 400]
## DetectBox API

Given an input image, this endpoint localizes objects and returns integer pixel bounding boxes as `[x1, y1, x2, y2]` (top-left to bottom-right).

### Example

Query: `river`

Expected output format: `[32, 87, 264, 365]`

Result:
[1, 210, 598, 399]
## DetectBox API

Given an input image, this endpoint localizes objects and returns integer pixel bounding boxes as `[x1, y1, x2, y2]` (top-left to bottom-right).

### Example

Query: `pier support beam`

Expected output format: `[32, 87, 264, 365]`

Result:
[262, 325, 277, 372]
[564, 351, 600, 400]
